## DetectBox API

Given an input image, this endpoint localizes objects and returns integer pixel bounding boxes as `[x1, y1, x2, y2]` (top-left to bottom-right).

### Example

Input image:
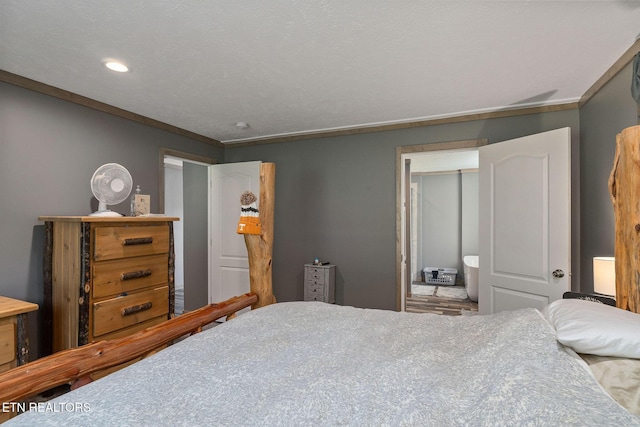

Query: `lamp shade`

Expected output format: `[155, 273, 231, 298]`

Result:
[593, 257, 616, 297]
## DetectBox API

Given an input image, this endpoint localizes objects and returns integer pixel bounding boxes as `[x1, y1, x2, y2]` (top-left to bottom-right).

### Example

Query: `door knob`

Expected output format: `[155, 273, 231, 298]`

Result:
[552, 269, 565, 278]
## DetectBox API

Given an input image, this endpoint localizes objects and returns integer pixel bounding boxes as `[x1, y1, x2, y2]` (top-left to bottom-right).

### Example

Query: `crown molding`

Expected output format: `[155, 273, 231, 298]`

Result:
[0, 70, 224, 148]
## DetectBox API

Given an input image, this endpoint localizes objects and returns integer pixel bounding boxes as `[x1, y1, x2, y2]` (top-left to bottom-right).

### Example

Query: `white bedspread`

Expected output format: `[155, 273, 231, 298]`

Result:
[7, 302, 640, 426]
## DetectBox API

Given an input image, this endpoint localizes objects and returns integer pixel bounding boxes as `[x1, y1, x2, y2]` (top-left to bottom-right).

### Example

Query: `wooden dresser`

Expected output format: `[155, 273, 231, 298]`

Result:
[39, 216, 178, 354]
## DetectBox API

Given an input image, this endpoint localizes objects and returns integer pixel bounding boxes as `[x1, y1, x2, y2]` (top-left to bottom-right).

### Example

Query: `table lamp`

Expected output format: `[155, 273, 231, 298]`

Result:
[593, 256, 616, 297]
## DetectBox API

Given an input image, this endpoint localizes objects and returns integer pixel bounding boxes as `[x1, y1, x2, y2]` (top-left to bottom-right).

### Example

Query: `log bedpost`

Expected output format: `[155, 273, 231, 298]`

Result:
[608, 125, 640, 313]
[245, 162, 276, 309]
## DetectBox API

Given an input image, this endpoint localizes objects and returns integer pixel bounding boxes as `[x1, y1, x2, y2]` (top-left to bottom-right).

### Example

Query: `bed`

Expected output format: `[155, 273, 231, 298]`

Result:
[1, 294, 639, 426]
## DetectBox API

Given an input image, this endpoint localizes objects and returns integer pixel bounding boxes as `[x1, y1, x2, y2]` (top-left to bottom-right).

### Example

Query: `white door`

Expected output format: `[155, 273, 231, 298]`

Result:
[208, 161, 261, 310]
[478, 128, 570, 314]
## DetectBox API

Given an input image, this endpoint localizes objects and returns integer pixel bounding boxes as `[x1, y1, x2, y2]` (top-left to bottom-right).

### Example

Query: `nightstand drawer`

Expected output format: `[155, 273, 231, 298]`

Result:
[306, 290, 325, 300]
[93, 254, 168, 299]
[306, 284, 325, 295]
[305, 273, 325, 284]
[94, 225, 170, 261]
[0, 323, 15, 366]
[93, 286, 169, 338]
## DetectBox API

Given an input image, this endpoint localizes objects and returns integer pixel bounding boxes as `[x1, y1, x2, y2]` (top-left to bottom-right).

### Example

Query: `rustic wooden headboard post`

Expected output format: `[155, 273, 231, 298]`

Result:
[244, 162, 276, 309]
[608, 125, 640, 313]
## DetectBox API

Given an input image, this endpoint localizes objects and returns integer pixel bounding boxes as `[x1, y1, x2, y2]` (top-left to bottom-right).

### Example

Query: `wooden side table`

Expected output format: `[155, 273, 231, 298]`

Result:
[0, 296, 38, 373]
[0, 296, 38, 423]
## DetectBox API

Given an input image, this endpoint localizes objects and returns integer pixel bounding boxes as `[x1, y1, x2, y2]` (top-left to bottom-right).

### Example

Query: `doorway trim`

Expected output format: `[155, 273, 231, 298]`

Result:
[395, 138, 487, 311]
[158, 148, 217, 214]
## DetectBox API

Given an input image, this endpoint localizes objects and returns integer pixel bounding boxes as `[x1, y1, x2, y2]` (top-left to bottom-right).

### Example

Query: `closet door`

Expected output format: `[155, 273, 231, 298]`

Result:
[208, 161, 261, 315]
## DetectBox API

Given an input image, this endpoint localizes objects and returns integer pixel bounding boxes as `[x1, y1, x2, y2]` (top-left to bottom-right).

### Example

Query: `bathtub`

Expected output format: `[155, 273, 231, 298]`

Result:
[463, 255, 479, 302]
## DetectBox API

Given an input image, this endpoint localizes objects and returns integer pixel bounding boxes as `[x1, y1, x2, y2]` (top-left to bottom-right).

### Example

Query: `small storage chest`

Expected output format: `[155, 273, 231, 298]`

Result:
[304, 264, 336, 303]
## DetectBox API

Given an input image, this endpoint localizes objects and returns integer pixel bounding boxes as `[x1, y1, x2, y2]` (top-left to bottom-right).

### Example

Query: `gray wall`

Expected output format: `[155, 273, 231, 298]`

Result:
[580, 61, 639, 292]
[461, 171, 479, 259]
[182, 162, 209, 312]
[163, 162, 184, 313]
[413, 171, 478, 278]
[225, 110, 580, 310]
[0, 82, 222, 357]
[415, 173, 461, 275]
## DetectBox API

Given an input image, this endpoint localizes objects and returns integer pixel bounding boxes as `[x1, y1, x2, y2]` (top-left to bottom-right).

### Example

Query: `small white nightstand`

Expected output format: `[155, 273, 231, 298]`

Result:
[304, 264, 336, 303]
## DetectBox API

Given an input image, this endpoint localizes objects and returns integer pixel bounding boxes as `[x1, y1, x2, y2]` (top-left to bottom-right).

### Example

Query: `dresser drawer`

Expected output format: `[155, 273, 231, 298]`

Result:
[307, 289, 325, 300]
[94, 225, 170, 261]
[305, 270, 325, 284]
[92, 254, 168, 299]
[93, 286, 169, 338]
[96, 316, 168, 342]
[306, 294, 325, 302]
[0, 323, 15, 366]
[306, 283, 325, 295]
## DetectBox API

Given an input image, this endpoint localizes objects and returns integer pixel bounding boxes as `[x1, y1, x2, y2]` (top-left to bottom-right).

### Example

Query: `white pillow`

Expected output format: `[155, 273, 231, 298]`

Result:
[542, 298, 640, 358]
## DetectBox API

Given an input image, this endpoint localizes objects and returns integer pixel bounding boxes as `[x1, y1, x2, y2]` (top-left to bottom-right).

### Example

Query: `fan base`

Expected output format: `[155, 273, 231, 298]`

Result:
[89, 210, 123, 217]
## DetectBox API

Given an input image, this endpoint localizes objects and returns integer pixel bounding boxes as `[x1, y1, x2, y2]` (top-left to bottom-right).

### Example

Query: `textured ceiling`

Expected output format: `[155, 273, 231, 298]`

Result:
[1, 1, 640, 144]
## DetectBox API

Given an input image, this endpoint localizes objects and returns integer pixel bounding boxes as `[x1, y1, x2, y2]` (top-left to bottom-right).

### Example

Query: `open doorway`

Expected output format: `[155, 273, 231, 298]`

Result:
[396, 139, 486, 313]
[159, 148, 217, 314]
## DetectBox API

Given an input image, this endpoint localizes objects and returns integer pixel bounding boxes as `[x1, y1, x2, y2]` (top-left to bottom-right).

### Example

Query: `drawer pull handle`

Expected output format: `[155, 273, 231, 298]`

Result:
[121, 269, 152, 281]
[121, 302, 152, 316]
[122, 237, 153, 246]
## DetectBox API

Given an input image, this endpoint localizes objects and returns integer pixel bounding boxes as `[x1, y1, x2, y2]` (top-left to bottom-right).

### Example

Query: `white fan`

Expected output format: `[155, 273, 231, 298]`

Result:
[89, 163, 133, 216]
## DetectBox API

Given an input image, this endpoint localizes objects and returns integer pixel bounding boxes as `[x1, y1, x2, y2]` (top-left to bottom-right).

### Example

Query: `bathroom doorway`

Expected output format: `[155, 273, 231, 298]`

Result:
[396, 139, 486, 314]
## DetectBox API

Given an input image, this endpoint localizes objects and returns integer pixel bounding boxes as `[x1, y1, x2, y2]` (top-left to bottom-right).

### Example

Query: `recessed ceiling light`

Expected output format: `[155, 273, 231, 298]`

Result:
[235, 122, 250, 130]
[103, 60, 130, 73]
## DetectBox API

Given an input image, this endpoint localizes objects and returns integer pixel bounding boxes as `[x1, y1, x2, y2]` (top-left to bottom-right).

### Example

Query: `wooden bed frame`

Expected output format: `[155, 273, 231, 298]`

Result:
[0, 293, 257, 404]
[609, 125, 640, 313]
